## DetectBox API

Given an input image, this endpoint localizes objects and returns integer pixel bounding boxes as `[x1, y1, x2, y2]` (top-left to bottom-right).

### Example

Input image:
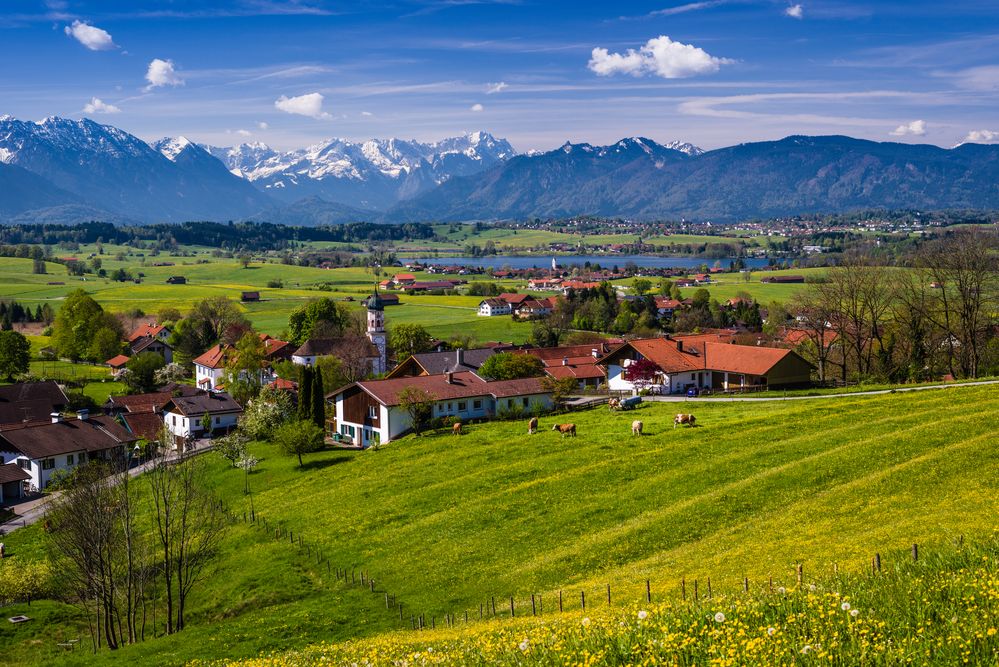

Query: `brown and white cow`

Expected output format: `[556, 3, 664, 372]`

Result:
[452, 422, 462, 436]
[552, 423, 576, 437]
[673, 414, 696, 429]
[528, 417, 539, 434]
[632, 420, 643, 436]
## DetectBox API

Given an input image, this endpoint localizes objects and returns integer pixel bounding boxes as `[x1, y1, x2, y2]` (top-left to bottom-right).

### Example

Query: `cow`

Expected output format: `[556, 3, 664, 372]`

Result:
[528, 417, 539, 434]
[608, 398, 621, 411]
[632, 420, 643, 436]
[552, 423, 576, 437]
[673, 414, 696, 429]
[452, 422, 462, 436]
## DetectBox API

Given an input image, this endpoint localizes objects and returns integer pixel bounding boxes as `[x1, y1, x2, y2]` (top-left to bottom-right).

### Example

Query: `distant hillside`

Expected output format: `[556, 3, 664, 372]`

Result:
[388, 135, 999, 221]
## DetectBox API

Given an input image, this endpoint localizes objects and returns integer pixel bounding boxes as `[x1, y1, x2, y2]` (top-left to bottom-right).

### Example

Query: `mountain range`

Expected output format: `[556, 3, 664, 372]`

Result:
[2, 115, 999, 224]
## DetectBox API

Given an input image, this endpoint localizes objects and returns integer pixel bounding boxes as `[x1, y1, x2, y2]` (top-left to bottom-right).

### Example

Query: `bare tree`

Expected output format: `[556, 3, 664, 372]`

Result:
[788, 290, 841, 382]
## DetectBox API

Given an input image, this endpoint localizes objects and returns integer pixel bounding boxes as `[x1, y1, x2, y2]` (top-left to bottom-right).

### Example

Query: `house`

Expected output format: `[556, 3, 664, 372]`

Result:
[760, 275, 805, 284]
[378, 279, 393, 290]
[519, 343, 612, 390]
[260, 333, 294, 363]
[120, 412, 167, 443]
[193, 344, 228, 389]
[105, 354, 131, 377]
[329, 372, 553, 446]
[559, 281, 601, 294]
[165, 276, 187, 284]
[0, 462, 31, 504]
[130, 335, 173, 363]
[654, 297, 684, 320]
[291, 338, 383, 372]
[0, 411, 138, 492]
[528, 278, 561, 291]
[478, 298, 512, 317]
[292, 295, 387, 375]
[514, 297, 555, 320]
[241, 291, 260, 302]
[0, 381, 70, 427]
[392, 273, 416, 286]
[162, 391, 242, 441]
[398, 280, 459, 293]
[498, 293, 530, 306]
[127, 323, 170, 344]
[386, 347, 499, 378]
[597, 337, 813, 395]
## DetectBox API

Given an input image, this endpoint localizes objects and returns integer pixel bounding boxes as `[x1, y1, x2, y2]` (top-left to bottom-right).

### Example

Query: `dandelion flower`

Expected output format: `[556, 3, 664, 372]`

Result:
[714, 612, 726, 623]
[777, 586, 786, 594]
[581, 617, 591, 627]
[519, 639, 529, 652]
[808, 584, 816, 592]
[841, 602, 851, 611]
[850, 609, 859, 617]
[767, 627, 777, 636]
[801, 645, 813, 655]
[638, 610, 649, 620]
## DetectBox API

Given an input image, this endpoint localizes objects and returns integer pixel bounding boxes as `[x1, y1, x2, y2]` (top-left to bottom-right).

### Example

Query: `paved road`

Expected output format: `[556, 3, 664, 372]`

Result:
[0, 442, 212, 536]
[640, 379, 999, 403]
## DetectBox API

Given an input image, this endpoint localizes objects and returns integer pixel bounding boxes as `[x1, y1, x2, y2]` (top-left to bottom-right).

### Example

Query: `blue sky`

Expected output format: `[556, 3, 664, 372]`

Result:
[2, 0, 998, 152]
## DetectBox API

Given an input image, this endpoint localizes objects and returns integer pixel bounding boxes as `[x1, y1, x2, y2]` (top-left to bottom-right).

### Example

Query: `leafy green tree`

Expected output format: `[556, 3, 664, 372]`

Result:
[311, 365, 325, 428]
[478, 352, 544, 380]
[398, 386, 435, 436]
[89, 326, 123, 363]
[52, 289, 121, 361]
[239, 384, 295, 440]
[389, 324, 435, 359]
[632, 278, 652, 296]
[541, 375, 578, 407]
[201, 412, 213, 438]
[225, 332, 265, 405]
[287, 298, 347, 345]
[124, 352, 167, 393]
[274, 419, 323, 467]
[0, 330, 31, 381]
[170, 297, 249, 365]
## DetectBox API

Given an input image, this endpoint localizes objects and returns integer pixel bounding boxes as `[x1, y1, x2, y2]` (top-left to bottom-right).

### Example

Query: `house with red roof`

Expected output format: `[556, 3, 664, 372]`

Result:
[597, 336, 812, 394]
[328, 372, 553, 447]
[193, 333, 292, 389]
[392, 273, 416, 286]
[518, 342, 612, 390]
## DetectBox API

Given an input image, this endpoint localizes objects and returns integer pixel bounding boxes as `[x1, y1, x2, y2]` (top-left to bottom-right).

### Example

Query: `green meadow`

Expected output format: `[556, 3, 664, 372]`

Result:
[2, 385, 996, 665]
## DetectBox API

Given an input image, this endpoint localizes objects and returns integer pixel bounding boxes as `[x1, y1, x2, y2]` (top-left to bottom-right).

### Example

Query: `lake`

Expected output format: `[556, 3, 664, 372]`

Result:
[412, 255, 774, 270]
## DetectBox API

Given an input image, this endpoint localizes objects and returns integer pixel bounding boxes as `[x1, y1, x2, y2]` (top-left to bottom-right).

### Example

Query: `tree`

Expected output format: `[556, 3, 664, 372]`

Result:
[274, 419, 323, 467]
[478, 352, 544, 380]
[200, 412, 213, 438]
[541, 375, 578, 407]
[398, 386, 435, 436]
[172, 297, 249, 364]
[389, 324, 435, 359]
[239, 384, 295, 440]
[214, 431, 248, 468]
[124, 352, 167, 393]
[632, 278, 652, 296]
[52, 289, 122, 361]
[0, 330, 30, 381]
[89, 326, 123, 363]
[224, 331, 265, 405]
[626, 358, 661, 394]
[287, 298, 348, 345]
[298, 365, 314, 422]
[154, 362, 189, 385]
[311, 365, 325, 428]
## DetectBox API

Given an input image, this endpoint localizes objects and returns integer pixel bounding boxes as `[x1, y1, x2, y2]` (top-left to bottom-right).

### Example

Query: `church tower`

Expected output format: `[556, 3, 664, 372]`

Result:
[366, 291, 387, 375]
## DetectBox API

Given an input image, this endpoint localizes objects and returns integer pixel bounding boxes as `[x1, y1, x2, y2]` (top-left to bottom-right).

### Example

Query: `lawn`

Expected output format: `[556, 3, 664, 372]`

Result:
[3, 385, 995, 665]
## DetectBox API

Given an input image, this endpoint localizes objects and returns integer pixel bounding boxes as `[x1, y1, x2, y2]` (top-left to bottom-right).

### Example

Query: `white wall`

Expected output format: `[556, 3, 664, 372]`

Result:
[1, 449, 85, 491]
[165, 410, 239, 439]
[195, 364, 223, 389]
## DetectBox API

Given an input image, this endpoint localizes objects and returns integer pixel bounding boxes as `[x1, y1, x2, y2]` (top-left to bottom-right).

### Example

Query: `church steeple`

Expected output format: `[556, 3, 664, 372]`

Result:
[366, 289, 387, 374]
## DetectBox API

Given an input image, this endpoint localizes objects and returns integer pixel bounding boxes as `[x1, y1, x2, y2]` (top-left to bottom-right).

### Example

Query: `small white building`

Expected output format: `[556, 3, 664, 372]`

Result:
[162, 391, 242, 442]
[478, 298, 512, 317]
[329, 371, 553, 447]
[193, 344, 227, 390]
[0, 411, 137, 492]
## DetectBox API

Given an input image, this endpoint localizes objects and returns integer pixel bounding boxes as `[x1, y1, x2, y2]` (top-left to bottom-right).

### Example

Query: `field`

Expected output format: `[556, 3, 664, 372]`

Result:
[2, 385, 996, 665]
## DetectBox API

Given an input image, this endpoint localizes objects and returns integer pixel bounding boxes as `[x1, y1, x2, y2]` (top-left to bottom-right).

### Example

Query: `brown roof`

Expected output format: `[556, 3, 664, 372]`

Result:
[0, 462, 30, 484]
[106, 391, 174, 413]
[499, 293, 529, 305]
[0, 416, 137, 459]
[106, 354, 131, 368]
[193, 344, 228, 369]
[599, 338, 703, 374]
[702, 342, 798, 376]
[163, 391, 242, 417]
[127, 323, 167, 343]
[294, 338, 379, 359]
[334, 371, 549, 407]
[0, 381, 70, 426]
[544, 365, 606, 380]
[120, 412, 164, 442]
[131, 335, 171, 354]
[521, 343, 611, 362]
[599, 336, 806, 377]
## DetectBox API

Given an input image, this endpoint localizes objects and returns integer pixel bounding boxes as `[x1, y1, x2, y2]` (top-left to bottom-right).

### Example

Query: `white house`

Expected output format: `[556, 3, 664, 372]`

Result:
[292, 294, 387, 375]
[329, 371, 553, 447]
[162, 391, 242, 442]
[193, 344, 227, 390]
[478, 298, 512, 317]
[0, 411, 137, 492]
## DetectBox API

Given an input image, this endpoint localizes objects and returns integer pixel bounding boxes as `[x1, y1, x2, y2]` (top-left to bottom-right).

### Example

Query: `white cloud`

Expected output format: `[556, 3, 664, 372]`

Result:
[257, 121, 269, 130]
[890, 120, 926, 137]
[785, 4, 804, 19]
[82, 97, 120, 114]
[145, 59, 184, 89]
[649, 1, 727, 17]
[63, 20, 116, 51]
[486, 82, 508, 94]
[235, 129, 252, 137]
[470, 103, 484, 112]
[588, 35, 733, 79]
[962, 129, 999, 143]
[360, 111, 374, 117]
[274, 92, 331, 119]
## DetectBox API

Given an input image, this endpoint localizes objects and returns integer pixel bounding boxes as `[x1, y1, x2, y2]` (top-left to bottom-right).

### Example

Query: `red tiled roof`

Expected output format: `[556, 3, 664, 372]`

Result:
[128, 323, 167, 343]
[193, 344, 228, 369]
[106, 354, 131, 368]
[544, 365, 606, 380]
[702, 342, 796, 376]
[107, 391, 172, 413]
[521, 343, 610, 362]
[272, 378, 298, 391]
[338, 371, 548, 406]
[120, 412, 164, 442]
[499, 293, 530, 305]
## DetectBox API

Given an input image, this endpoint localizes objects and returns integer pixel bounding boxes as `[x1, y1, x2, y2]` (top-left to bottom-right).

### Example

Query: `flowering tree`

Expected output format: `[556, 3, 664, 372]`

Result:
[626, 358, 661, 394]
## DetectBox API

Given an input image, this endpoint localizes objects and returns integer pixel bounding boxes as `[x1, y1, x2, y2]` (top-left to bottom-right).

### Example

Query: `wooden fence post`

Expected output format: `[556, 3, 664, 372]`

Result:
[606, 583, 611, 605]
[912, 543, 918, 562]
[874, 553, 881, 573]
[510, 596, 515, 617]
[694, 579, 698, 601]
[491, 597, 496, 616]
[646, 579, 651, 603]
[681, 578, 686, 601]
[559, 590, 563, 613]
[581, 590, 586, 611]
[796, 564, 803, 587]
[531, 594, 536, 616]
[707, 578, 712, 598]
[743, 577, 749, 593]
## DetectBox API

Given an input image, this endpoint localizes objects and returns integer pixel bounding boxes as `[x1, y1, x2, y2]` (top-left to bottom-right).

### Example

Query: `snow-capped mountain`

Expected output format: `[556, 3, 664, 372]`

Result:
[664, 140, 704, 156]
[0, 116, 272, 222]
[201, 131, 516, 210]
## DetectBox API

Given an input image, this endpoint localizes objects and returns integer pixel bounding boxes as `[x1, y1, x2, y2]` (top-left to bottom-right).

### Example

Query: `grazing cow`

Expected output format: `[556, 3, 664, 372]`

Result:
[608, 398, 620, 411]
[632, 420, 643, 436]
[452, 422, 462, 436]
[673, 414, 696, 429]
[552, 423, 576, 437]
[528, 417, 539, 434]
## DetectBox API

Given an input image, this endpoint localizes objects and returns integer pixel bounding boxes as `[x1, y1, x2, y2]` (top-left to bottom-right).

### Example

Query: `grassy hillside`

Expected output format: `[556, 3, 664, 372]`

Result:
[3, 385, 995, 665]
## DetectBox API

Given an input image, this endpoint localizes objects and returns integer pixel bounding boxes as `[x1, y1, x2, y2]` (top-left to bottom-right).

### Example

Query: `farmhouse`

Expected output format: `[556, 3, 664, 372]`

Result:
[0, 381, 70, 426]
[0, 411, 138, 492]
[598, 337, 813, 394]
[127, 323, 170, 343]
[392, 273, 416, 286]
[478, 298, 512, 317]
[364, 293, 400, 307]
[162, 391, 242, 441]
[514, 297, 555, 319]
[193, 334, 291, 389]
[329, 372, 553, 447]
[386, 347, 499, 378]
[130, 335, 173, 363]
[761, 275, 805, 284]
[519, 342, 611, 390]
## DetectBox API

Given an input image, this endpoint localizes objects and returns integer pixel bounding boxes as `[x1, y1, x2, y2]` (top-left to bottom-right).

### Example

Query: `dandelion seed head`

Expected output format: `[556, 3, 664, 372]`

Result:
[850, 609, 860, 617]
[801, 644, 813, 655]
[777, 586, 787, 594]
[581, 617, 591, 627]
[841, 602, 851, 611]
[714, 612, 726, 623]
[638, 610, 649, 620]
[767, 627, 777, 636]
[518, 639, 529, 652]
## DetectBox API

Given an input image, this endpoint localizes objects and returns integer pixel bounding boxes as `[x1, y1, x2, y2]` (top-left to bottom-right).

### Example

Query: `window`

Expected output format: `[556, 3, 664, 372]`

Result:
[172, 415, 176, 426]
[522, 397, 529, 407]
[473, 399, 482, 410]
[42, 458, 55, 470]
[457, 401, 466, 412]
[368, 406, 377, 419]
[17, 459, 30, 470]
[66, 454, 74, 465]
[215, 416, 221, 424]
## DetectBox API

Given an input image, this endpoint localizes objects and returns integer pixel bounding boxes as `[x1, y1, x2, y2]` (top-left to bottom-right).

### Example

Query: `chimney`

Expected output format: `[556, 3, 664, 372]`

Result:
[562, 357, 569, 366]
[76, 409, 89, 421]
[456, 348, 464, 368]
[676, 340, 684, 352]
[50, 412, 62, 424]
[591, 348, 599, 359]
[445, 371, 454, 384]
